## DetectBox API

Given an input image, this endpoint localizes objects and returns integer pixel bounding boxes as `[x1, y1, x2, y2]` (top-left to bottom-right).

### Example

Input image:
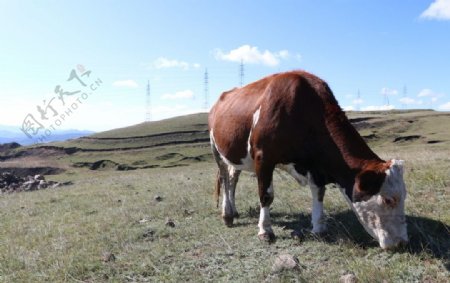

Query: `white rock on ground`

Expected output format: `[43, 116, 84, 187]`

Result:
[340, 273, 358, 283]
[272, 254, 300, 273]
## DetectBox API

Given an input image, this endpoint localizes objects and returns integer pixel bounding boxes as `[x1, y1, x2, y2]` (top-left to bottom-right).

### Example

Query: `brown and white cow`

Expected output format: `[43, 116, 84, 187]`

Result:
[208, 70, 408, 249]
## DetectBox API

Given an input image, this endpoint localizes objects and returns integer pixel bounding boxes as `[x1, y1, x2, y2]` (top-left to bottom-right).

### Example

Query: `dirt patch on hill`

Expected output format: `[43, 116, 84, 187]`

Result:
[0, 167, 65, 177]
[73, 160, 138, 171]
[156, 153, 185, 161]
[393, 135, 422, 143]
[72, 153, 211, 171]
[156, 152, 210, 163]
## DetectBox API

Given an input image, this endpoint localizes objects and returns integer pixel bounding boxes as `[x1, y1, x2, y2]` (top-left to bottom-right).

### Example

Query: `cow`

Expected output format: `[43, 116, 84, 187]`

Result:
[208, 70, 408, 249]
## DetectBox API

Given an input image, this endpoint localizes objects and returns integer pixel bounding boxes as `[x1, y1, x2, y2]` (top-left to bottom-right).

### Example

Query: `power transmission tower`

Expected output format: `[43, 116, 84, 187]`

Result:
[239, 59, 244, 87]
[383, 89, 390, 106]
[356, 89, 361, 111]
[402, 85, 407, 109]
[146, 80, 151, 121]
[204, 68, 209, 110]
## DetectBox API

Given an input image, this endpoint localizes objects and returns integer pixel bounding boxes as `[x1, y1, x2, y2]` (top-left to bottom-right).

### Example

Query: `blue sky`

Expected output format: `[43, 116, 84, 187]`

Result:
[0, 0, 449, 133]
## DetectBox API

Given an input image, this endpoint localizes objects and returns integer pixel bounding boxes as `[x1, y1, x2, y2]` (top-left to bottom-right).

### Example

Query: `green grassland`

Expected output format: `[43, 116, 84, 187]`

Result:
[0, 110, 449, 282]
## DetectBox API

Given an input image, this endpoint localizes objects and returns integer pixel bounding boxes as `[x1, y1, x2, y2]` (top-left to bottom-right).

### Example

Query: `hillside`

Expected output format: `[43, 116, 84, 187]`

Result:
[1, 110, 449, 175]
[0, 110, 449, 282]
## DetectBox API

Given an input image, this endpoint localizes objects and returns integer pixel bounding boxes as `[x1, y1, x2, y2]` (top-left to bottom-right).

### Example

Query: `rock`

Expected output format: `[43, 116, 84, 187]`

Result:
[272, 254, 300, 273]
[34, 174, 45, 181]
[1, 172, 20, 184]
[22, 180, 39, 191]
[0, 172, 67, 193]
[340, 273, 358, 283]
[165, 218, 175, 228]
[142, 229, 155, 240]
[101, 252, 116, 262]
[291, 230, 304, 240]
[38, 180, 47, 189]
[47, 181, 62, 189]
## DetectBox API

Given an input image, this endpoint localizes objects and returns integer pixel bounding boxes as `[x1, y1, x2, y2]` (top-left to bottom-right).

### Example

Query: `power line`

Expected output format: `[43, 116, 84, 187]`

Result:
[204, 68, 209, 110]
[146, 80, 151, 121]
[239, 59, 244, 87]
[356, 89, 361, 111]
[382, 89, 390, 106]
[402, 85, 407, 109]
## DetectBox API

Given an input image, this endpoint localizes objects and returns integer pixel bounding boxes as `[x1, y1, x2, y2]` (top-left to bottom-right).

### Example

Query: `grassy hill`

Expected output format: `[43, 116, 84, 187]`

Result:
[0, 110, 449, 282]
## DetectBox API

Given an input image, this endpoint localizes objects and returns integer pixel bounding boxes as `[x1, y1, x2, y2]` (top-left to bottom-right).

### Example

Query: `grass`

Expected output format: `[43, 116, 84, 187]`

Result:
[0, 110, 449, 282]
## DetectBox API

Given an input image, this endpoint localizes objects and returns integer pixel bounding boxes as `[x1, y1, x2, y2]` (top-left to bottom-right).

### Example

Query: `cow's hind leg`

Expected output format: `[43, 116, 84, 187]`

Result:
[256, 160, 276, 242]
[308, 176, 327, 234]
[228, 166, 241, 219]
[219, 165, 241, 226]
[211, 141, 234, 227]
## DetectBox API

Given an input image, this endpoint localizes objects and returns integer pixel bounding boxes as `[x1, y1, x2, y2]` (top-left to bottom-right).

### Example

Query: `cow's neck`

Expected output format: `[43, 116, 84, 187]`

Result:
[323, 105, 383, 197]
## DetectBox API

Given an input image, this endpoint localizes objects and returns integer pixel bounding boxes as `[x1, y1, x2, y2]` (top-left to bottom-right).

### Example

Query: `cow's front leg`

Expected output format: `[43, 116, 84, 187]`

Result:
[309, 180, 327, 234]
[256, 162, 275, 242]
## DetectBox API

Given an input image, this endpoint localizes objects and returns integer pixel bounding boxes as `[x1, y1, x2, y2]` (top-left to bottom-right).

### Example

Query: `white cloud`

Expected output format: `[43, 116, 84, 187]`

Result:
[161, 90, 194, 100]
[152, 57, 200, 70]
[345, 94, 354, 99]
[352, 98, 364, 105]
[417, 88, 444, 104]
[418, 88, 434, 97]
[417, 88, 443, 98]
[380, 87, 398, 96]
[214, 45, 291, 66]
[112, 80, 138, 88]
[420, 0, 450, 20]
[399, 97, 423, 105]
[361, 105, 395, 111]
[438, 101, 450, 110]
[343, 105, 354, 111]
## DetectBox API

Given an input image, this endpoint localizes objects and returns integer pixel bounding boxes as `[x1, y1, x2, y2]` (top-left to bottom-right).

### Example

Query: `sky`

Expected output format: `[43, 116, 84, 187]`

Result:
[0, 0, 449, 136]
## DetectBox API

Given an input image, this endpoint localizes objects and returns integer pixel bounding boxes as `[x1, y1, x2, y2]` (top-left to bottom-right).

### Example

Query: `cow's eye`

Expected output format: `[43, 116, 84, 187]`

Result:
[381, 196, 398, 208]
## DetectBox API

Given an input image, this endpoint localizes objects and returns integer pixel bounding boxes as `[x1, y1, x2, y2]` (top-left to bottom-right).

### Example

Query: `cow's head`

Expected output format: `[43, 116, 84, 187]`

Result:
[350, 159, 408, 249]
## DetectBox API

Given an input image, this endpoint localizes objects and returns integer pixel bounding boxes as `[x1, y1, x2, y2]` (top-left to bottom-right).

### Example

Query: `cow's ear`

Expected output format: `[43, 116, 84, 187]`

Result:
[390, 159, 404, 176]
[352, 170, 385, 202]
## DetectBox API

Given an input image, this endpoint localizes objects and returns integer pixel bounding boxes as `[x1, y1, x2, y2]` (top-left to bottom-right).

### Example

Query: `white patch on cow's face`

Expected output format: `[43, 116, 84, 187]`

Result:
[341, 160, 408, 249]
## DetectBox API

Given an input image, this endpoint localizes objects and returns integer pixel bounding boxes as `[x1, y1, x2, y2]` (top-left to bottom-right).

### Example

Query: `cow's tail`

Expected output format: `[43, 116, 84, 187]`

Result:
[214, 170, 221, 208]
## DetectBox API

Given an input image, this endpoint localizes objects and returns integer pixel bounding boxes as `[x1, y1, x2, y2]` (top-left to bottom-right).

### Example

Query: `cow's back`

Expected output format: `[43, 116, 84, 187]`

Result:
[208, 71, 334, 168]
[208, 75, 273, 165]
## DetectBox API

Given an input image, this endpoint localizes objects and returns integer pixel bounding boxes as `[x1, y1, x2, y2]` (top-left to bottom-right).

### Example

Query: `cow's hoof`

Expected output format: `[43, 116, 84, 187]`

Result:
[258, 232, 276, 243]
[309, 229, 327, 239]
[311, 225, 327, 236]
[223, 215, 234, 227]
[291, 230, 304, 240]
